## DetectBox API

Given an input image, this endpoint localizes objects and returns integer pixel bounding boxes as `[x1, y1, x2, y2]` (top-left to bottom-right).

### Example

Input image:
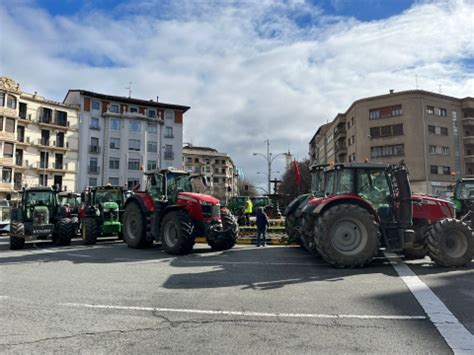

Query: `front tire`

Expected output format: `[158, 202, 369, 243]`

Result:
[208, 211, 238, 251]
[82, 217, 99, 245]
[10, 221, 25, 250]
[160, 211, 194, 255]
[427, 219, 473, 267]
[314, 204, 380, 268]
[56, 218, 73, 246]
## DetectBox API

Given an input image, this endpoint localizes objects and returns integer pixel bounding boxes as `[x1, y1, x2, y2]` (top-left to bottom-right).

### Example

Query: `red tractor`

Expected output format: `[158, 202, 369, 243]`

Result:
[293, 162, 473, 268]
[122, 168, 239, 254]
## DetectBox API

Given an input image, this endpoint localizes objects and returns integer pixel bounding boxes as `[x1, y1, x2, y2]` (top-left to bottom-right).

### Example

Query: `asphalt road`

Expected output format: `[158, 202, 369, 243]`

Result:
[0, 236, 472, 354]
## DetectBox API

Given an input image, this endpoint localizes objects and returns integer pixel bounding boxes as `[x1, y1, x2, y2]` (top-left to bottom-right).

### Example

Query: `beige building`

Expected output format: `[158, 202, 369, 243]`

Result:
[182, 145, 237, 204]
[309, 89, 474, 195]
[0, 77, 79, 198]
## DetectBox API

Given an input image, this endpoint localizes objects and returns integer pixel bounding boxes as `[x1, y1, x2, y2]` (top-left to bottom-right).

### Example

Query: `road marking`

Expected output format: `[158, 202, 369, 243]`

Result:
[62, 302, 426, 321]
[385, 252, 474, 354]
[176, 260, 328, 266]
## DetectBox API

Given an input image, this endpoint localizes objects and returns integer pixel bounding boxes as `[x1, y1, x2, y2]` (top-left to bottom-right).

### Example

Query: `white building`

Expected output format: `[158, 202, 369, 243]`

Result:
[64, 90, 190, 191]
[0, 77, 79, 198]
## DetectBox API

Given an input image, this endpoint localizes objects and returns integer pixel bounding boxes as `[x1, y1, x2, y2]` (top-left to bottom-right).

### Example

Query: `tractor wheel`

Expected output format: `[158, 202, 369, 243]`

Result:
[285, 213, 301, 245]
[10, 221, 25, 250]
[56, 218, 73, 246]
[82, 217, 99, 245]
[208, 211, 238, 251]
[314, 204, 380, 268]
[160, 211, 195, 255]
[402, 244, 428, 260]
[123, 201, 152, 248]
[427, 219, 473, 267]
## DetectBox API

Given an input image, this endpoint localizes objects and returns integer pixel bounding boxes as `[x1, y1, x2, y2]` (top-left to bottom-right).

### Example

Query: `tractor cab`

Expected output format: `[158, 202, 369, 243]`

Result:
[310, 163, 328, 197]
[21, 188, 58, 223]
[452, 178, 474, 219]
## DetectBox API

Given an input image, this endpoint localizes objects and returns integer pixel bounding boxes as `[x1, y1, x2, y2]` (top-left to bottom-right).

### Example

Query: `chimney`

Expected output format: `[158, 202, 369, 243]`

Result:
[156, 96, 159, 102]
[389, 89, 394, 94]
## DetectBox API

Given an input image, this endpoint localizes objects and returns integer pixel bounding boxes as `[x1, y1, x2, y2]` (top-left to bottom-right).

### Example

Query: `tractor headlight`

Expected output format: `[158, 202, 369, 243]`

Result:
[103, 208, 110, 213]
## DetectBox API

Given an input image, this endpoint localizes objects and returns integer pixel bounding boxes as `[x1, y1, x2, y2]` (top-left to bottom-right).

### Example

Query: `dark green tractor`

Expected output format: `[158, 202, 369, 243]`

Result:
[451, 178, 474, 224]
[9, 187, 74, 250]
[284, 164, 328, 246]
[81, 185, 125, 245]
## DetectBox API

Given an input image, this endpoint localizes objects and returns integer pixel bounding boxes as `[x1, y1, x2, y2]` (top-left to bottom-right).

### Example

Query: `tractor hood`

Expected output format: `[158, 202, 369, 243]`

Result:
[102, 201, 119, 210]
[412, 193, 455, 219]
[178, 192, 220, 205]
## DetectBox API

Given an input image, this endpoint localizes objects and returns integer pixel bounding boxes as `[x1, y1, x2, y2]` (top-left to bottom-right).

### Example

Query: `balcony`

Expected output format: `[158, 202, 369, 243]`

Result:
[33, 162, 68, 173]
[0, 182, 12, 192]
[334, 129, 347, 141]
[463, 136, 474, 145]
[36, 139, 69, 151]
[464, 155, 474, 164]
[89, 145, 101, 154]
[14, 160, 28, 170]
[18, 112, 33, 124]
[37, 116, 70, 130]
[88, 165, 100, 174]
[462, 117, 474, 127]
[0, 157, 13, 166]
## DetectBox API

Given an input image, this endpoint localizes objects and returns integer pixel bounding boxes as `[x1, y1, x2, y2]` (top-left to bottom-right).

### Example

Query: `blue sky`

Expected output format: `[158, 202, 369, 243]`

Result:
[2, 0, 473, 187]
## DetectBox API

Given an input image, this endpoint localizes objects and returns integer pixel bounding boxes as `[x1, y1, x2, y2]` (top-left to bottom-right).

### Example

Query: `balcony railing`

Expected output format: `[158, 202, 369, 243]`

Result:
[89, 145, 101, 154]
[88, 165, 100, 174]
[38, 116, 69, 127]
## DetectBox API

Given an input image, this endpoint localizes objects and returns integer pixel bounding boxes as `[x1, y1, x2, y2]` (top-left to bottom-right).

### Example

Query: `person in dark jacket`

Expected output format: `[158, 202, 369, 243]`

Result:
[255, 207, 269, 247]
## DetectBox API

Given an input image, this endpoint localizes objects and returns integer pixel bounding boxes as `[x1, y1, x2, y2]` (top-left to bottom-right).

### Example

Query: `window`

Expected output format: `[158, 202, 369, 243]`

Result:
[109, 177, 119, 185]
[127, 179, 140, 190]
[369, 105, 402, 120]
[165, 110, 174, 120]
[109, 158, 120, 169]
[428, 125, 448, 136]
[392, 124, 403, 135]
[147, 160, 157, 171]
[428, 125, 435, 134]
[5, 118, 15, 133]
[165, 127, 173, 138]
[6, 95, 16, 109]
[129, 139, 140, 151]
[0, 92, 4, 106]
[430, 165, 439, 174]
[442, 147, 450, 156]
[222, 168, 226, 174]
[369, 110, 380, 120]
[128, 159, 140, 170]
[441, 127, 448, 136]
[129, 107, 138, 113]
[348, 135, 355, 145]
[336, 170, 354, 194]
[443, 166, 451, 175]
[429, 145, 437, 154]
[110, 137, 120, 149]
[371, 124, 403, 138]
[148, 124, 157, 134]
[90, 117, 100, 129]
[194, 158, 199, 163]
[147, 141, 157, 153]
[3, 142, 13, 158]
[381, 125, 392, 137]
[89, 177, 97, 186]
[109, 104, 119, 113]
[129, 120, 141, 132]
[92, 100, 100, 110]
[164, 145, 173, 160]
[148, 110, 156, 118]
[2, 168, 11, 183]
[213, 177, 219, 183]
[370, 127, 380, 138]
[111, 118, 120, 130]
[427, 106, 434, 115]
[370, 144, 404, 158]
[19, 102, 27, 119]
[439, 108, 447, 117]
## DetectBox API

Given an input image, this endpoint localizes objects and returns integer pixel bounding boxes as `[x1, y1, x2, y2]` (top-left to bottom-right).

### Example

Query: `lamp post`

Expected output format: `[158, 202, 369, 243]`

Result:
[253, 139, 287, 196]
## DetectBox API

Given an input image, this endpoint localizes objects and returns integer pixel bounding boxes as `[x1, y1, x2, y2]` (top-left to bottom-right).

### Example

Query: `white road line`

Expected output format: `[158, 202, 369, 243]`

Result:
[61, 302, 426, 321]
[385, 252, 474, 354]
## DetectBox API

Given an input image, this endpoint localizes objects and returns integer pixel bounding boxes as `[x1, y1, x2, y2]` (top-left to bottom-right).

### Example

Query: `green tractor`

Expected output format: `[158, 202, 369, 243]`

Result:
[9, 187, 75, 250]
[451, 178, 474, 223]
[80, 185, 125, 245]
[284, 164, 327, 246]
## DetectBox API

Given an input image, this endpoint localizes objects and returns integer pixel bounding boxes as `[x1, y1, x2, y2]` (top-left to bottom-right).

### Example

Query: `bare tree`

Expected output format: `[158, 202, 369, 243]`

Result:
[237, 179, 258, 197]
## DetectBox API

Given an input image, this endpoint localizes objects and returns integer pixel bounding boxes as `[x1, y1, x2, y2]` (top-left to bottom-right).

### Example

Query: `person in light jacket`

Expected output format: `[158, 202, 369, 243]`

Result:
[255, 207, 269, 247]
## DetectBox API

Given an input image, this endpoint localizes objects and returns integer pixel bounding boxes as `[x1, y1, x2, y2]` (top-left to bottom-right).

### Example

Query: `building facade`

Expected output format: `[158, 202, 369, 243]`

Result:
[309, 90, 474, 195]
[182, 145, 237, 204]
[64, 90, 190, 191]
[0, 77, 79, 198]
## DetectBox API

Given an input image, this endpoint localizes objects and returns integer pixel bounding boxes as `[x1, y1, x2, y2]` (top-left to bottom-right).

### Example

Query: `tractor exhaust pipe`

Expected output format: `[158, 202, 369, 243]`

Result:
[392, 163, 413, 229]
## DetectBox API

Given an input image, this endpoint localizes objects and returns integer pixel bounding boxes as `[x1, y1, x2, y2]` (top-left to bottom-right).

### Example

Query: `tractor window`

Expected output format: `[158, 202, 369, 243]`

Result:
[324, 171, 335, 195]
[25, 191, 56, 207]
[94, 190, 123, 206]
[456, 182, 474, 199]
[311, 170, 325, 195]
[176, 175, 192, 194]
[357, 169, 390, 207]
[335, 169, 354, 195]
[148, 174, 164, 201]
[59, 196, 80, 207]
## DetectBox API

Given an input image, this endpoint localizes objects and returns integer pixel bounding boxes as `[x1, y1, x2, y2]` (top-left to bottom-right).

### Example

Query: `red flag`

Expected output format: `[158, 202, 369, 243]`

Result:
[293, 160, 301, 187]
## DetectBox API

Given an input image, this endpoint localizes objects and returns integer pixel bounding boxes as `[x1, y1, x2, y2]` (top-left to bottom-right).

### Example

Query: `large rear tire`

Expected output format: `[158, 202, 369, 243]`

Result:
[10, 221, 25, 250]
[82, 217, 99, 245]
[160, 211, 194, 255]
[56, 218, 73, 246]
[314, 204, 380, 268]
[123, 201, 151, 248]
[427, 219, 473, 267]
[208, 211, 238, 251]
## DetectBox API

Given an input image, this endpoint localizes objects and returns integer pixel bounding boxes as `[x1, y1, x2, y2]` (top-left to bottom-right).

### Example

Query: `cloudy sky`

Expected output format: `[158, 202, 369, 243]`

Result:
[1, 0, 473, 190]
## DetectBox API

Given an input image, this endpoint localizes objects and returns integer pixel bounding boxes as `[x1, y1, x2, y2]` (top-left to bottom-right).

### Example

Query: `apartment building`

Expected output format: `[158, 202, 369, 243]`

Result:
[0, 77, 79, 198]
[309, 90, 474, 195]
[64, 90, 190, 191]
[182, 144, 237, 204]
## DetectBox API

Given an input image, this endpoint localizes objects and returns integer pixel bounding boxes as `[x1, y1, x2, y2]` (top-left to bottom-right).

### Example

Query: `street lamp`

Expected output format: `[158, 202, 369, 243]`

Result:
[253, 139, 287, 196]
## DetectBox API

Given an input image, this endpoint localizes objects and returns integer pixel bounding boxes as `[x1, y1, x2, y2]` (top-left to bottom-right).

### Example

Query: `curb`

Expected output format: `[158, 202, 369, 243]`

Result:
[194, 236, 295, 245]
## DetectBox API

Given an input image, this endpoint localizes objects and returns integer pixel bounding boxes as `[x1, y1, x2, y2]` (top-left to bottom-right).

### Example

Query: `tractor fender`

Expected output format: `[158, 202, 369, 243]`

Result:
[307, 195, 379, 221]
[124, 194, 154, 216]
[284, 194, 311, 217]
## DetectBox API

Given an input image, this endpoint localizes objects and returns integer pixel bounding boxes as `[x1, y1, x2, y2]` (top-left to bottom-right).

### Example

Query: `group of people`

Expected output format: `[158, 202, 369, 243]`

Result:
[243, 197, 269, 247]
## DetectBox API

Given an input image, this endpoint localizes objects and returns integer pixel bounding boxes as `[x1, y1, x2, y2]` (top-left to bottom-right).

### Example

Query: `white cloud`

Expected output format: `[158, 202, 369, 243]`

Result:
[1, 0, 473, 189]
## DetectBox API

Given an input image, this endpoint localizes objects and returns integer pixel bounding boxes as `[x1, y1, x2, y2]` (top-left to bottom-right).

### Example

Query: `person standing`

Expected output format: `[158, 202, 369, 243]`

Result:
[256, 207, 269, 247]
[244, 197, 253, 226]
